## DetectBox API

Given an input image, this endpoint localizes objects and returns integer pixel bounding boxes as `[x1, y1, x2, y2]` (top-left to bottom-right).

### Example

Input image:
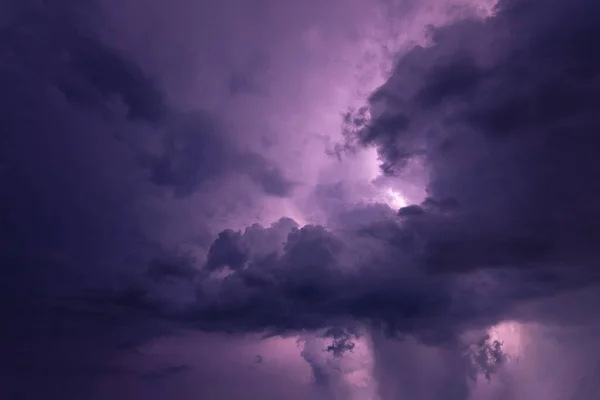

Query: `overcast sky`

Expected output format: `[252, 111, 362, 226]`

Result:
[2, 0, 600, 399]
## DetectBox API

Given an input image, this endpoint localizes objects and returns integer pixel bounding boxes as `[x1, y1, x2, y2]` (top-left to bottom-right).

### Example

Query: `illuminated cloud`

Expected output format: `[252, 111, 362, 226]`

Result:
[4, 0, 600, 399]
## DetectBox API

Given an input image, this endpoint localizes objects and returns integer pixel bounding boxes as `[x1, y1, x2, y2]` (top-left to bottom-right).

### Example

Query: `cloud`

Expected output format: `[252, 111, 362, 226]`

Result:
[1, 0, 165, 124]
[147, 251, 199, 282]
[2, 0, 294, 201]
[9, 0, 594, 362]
[138, 111, 296, 198]
[76, 0, 600, 355]
[140, 364, 193, 382]
[338, 0, 600, 274]
[5, 0, 600, 398]
[324, 327, 358, 357]
[0, 2, 296, 396]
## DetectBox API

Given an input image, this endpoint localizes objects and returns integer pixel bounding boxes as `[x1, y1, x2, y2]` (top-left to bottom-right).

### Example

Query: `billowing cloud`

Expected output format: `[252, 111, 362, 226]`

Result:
[128, 0, 600, 392]
[344, 0, 600, 272]
[4, 0, 600, 398]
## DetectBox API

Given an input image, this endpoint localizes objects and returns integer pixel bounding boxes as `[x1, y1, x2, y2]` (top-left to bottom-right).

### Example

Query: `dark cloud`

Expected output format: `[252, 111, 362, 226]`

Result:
[55, 30, 167, 123]
[0, 1, 292, 397]
[1, 0, 165, 123]
[138, 111, 295, 198]
[239, 152, 297, 197]
[203, 217, 299, 271]
[9, 0, 594, 363]
[467, 334, 506, 381]
[93, 218, 450, 339]
[140, 111, 235, 196]
[397, 204, 426, 217]
[324, 327, 358, 357]
[147, 252, 198, 282]
[341, 0, 600, 274]
[5, 0, 600, 398]
[140, 364, 193, 382]
[2, 1, 294, 201]
[98, 0, 600, 349]
[205, 229, 249, 271]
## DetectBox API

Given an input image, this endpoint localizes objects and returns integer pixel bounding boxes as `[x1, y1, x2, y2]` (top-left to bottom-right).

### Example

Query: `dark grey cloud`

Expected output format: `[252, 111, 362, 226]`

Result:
[140, 364, 193, 382]
[5, 0, 600, 398]
[138, 111, 295, 198]
[2, 0, 294, 200]
[203, 217, 299, 271]
[0, 1, 293, 397]
[1, 0, 165, 124]
[90, 215, 452, 338]
[9, 0, 593, 371]
[323, 327, 358, 357]
[147, 251, 198, 282]
[341, 0, 600, 273]
[55, 27, 167, 123]
[91, 0, 600, 352]
[204, 229, 249, 271]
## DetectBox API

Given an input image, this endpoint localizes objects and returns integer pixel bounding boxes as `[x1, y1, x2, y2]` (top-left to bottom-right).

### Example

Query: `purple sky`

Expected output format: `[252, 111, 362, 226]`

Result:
[2, 0, 600, 399]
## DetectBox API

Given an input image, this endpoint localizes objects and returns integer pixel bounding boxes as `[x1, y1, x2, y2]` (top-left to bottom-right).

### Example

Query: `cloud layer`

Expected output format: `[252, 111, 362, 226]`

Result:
[3, 0, 600, 399]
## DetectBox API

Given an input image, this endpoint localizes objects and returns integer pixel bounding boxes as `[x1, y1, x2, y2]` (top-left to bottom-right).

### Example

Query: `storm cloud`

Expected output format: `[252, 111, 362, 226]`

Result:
[3, 0, 600, 399]
[128, 0, 600, 341]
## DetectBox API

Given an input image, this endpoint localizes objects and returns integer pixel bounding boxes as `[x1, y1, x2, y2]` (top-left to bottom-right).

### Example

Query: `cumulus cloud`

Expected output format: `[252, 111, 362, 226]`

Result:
[89, 0, 600, 390]
[344, 0, 600, 272]
[5, 0, 600, 398]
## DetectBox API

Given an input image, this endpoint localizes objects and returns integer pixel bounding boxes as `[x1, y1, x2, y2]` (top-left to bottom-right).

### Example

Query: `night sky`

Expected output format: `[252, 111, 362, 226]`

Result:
[2, 0, 600, 399]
